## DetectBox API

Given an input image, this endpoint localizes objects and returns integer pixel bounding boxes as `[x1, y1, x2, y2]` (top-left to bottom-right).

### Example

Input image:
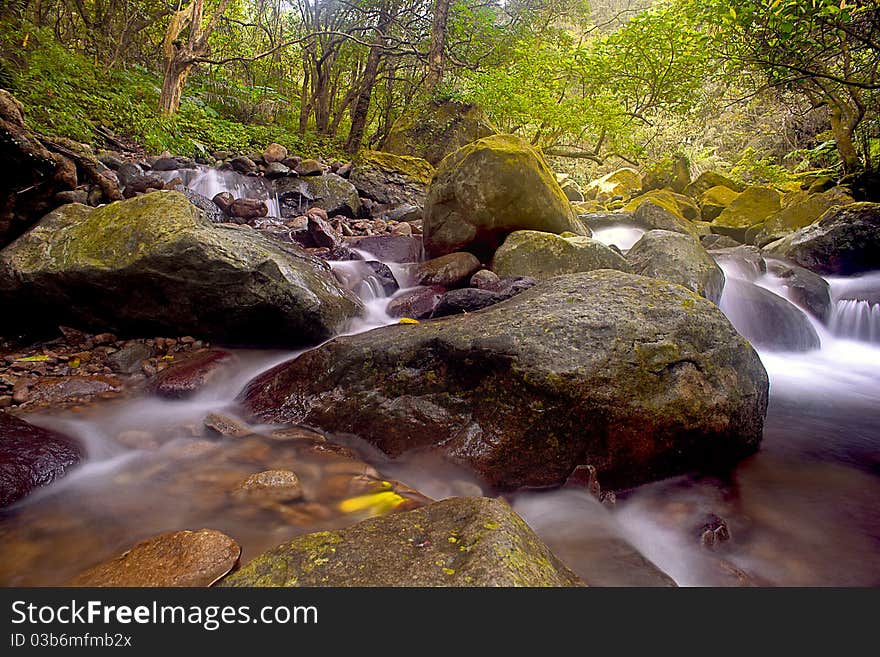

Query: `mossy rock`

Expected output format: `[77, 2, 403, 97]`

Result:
[641, 155, 690, 194]
[711, 186, 781, 241]
[492, 230, 630, 279]
[220, 497, 584, 587]
[348, 150, 435, 207]
[585, 168, 642, 202]
[382, 99, 496, 165]
[757, 190, 854, 245]
[423, 134, 587, 259]
[276, 173, 361, 217]
[242, 270, 769, 491]
[700, 185, 742, 222]
[684, 171, 744, 198]
[625, 189, 700, 223]
[624, 194, 701, 239]
[0, 191, 363, 344]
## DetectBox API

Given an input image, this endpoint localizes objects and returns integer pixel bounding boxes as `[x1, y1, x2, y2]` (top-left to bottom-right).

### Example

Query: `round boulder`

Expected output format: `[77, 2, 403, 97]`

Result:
[492, 230, 630, 280]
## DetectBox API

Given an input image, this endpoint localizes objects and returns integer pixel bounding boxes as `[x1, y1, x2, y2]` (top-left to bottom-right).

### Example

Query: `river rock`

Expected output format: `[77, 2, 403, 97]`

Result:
[107, 342, 155, 374]
[712, 186, 781, 241]
[347, 234, 423, 263]
[242, 270, 768, 490]
[0, 192, 363, 345]
[626, 189, 701, 224]
[295, 159, 325, 176]
[757, 191, 848, 245]
[263, 162, 291, 179]
[0, 411, 83, 507]
[700, 185, 741, 222]
[69, 529, 240, 587]
[382, 99, 496, 165]
[416, 252, 482, 287]
[423, 134, 588, 259]
[585, 168, 642, 202]
[386, 286, 444, 319]
[684, 171, 744, 198]
[276, 174, 360, 218]
[179, 187, 225, 224]
[221, 497, 582, 586]
[229, 198, 268, 220]
[492, 230, 630, 280]
[349, 150, 434, 207]
[432, 288, 502, 317]
[764, 202, 880, 275]
[152, 156, 195, 171]
[765, 259, 832, 322]
[719, 278, 821, 351]
[150, 349, 236, 399]
[263, 143, 288, 163]
[626, 230, 725, 303]
[471, 269, 501, 290]
[710, 245, 767, 281]
[12, 375, 121, 406]
[233, 470, 303, 502]
[231, 156, 257, 174]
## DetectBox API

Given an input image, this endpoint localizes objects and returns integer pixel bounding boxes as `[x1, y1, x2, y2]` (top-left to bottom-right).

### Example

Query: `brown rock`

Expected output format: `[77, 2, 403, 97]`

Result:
[386, 286, 444, 319]
[150, 349, 236, 399]
[229, 198, 269, 220]
[13, 375, 121, 406]
[69, 529, 240, 587]
[203, 412, 252, 438]
[264, 143, 289, 163]
[233, 470, 303, 503]
[416, 252, 482, 288]
[295, 159, 325, 176]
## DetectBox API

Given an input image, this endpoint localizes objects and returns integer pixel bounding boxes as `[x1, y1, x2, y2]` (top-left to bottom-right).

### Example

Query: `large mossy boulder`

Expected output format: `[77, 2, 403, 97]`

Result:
[221, 497, 583, 587]
[242, 270, 768, 491]
[492, 230, 630, 279]
[711, 186, 781, 241]
[382, 99, 496, 165]
[276, 173, 361, 218]
[1, 411, 82, 508]
[700, 186, 741, 222]
[626, 230, 724, 303]
[757, 190, 853, 245]
[585, 168, 642, 202]
[348, 150, 435, 207]
[764, 202, 880, 275]
[641, 155, 691, 194]
[423, 134, 587, 259]
[684, 171, 744, 199]
[0, 191, 363, 345]
[625, 189, 701, 223]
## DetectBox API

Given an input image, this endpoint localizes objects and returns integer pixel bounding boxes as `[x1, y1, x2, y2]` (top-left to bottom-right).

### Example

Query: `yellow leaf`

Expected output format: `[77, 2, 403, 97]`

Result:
[398, 318, 420, 324]
[16, 355, 49, 362]
[337, 491, 405, 516]
[68, 358, 81, 368]
[21, 33, 29, 48]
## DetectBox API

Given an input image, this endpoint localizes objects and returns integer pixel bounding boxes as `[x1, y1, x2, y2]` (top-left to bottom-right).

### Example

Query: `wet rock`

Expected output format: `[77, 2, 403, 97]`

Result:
[231, 156, 257, 174]
[710, 245, 767, 281]
[712, 186, 781, 242]
[628, 197, 700, 238]
[307, 213, 342, 249]
[233, 470, 303, 503]
[627, 230, 725, 303]
[423, 134, 588, 259]
[263, 143, 288, 164]
[115, 430, 159, 450]
[416, 252, 482, 288]
[221, 497, 582, 587]
[294, 159, 324, 176]
[263, 162, 291, 179]
[152, 156, 195, 171]
[346, 235, 423, 263]
[701, 234, 741, 250]
[492, 230, 630, 280]
[719, 278, 821, 352]
[349, 150, 435, 207]
[203, 412, 252, 438]
[122, 174, 165, 197]
[55, 189, 88, 205]
[0, 411, 83, 507]
[107, 342, 155, 374]
[699, 514, 731, 549]
[386, 286, 443, 319]
[0, 192, 363, 346]
[180, 188, 224, 224]
[470, 269, 501, 290]
[12, 375, 121, 406]
[765, 259, 832, 322]
[277, 174, 360, 218]
[212, 191, 234, 214]
[229, 198, 268, 221]
[69, 529, 240, 587]
[116, 162, 144, 188]
[243, 270, 769, 490]
[432, 288, 501, 317]
[151, 349, 236, 399]
[765, 202, 880, 275]
[365, 261, 399, 295]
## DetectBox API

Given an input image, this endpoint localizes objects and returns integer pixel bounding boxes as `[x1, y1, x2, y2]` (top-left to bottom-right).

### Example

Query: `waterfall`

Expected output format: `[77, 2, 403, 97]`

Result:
[155, 165, 281, 217]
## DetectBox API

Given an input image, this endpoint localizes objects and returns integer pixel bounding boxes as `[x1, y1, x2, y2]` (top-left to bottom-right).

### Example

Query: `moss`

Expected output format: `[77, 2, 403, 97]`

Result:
[625, 189, 699, 222]
[356, 150, 435, 184]
[713, 186, 781, 229]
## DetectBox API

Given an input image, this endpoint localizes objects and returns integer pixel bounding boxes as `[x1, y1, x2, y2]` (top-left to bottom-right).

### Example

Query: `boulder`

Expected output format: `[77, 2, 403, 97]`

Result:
[386, 286, 443, 319]
[684, 171, 744, 198]
[382, 99, 496, 165]
[719, 279, 821, 352]
[263, 162, 291, 179]
[229, 198, 269, 221]
[69, 529, 240, 587]
[348, 150, 435, 207]
[231, 156, 257, 175]
[625, 189, 701, 224]
[423, 134, 588, 259]
[0, 191, 363, 345]
[179, 188, 225, 224]
[641, 155, 691, 194]
[492, 230, 630, 280]
[712, 186, 781, 242]
[276, 174, 361, 218]
[0, 411, 83, 508]
[263, 143, 288, 163]
[701, 234, 741, 250]
[221, 497, 582, 587]
[242, 270, 769, 490]
[700, 186, 741, 222]
[431, 288, 503, 317]
[758, 190, 853, 245]
[346, 234, 423, 263]
[764, 202, 880, 275]
[626, 230, 725, 303]
[585, 168, 641, 202]
[150, 349, 236, 399]
[416, 252, 482, 288]
[710, 245, 767, 281]
[765, 259, 832, 322]
[294, 159, 326, 176]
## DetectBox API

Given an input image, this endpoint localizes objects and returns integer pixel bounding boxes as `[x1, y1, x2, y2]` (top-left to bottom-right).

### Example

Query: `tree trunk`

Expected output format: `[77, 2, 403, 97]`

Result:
[830, 105, 862, 174]
[344, 15, 388, 154]
[425, 0, 450, 93]
[160, 58, 191, 116]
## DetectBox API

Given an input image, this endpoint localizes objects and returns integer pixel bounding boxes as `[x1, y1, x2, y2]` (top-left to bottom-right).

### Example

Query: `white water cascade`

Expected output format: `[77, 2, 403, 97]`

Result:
[155, 165, 282, 217]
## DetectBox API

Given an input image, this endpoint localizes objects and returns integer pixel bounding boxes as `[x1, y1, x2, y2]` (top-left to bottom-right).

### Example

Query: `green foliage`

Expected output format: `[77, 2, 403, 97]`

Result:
[730, 147, 795, 184]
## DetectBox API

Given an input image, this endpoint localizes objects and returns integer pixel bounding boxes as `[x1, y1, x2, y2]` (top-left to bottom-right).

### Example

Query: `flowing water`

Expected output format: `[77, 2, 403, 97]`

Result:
[155, 165, 282, 217]
[3, 171, 879, 586]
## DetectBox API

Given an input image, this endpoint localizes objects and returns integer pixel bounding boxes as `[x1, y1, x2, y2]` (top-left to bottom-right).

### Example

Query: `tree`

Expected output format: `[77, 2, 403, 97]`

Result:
[160, 0, 234, 116]
[424, 0, 451, 91]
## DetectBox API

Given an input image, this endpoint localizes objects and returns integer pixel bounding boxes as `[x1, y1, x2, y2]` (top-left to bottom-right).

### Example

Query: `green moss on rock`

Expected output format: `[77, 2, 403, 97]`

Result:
[492, 230, 630, 279]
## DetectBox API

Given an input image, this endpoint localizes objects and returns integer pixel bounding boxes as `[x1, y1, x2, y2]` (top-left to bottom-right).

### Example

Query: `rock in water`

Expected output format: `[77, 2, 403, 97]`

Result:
[242, 270, 768, 490]
[492, 230, 630, 280]
[276, 174, 361, 218]
[348, 150, 435, 207]
[627, 230, 725, 303]
[0, 411, 83, 507]
[69, 529, 240, 587]
[150, 349, 236, 399]
[719, 279, 821, 352]
[423, 134, 588, 259]
[0, 191, 363, 346]
[765, 202, 880, 275]
[220, 497, 583, 586]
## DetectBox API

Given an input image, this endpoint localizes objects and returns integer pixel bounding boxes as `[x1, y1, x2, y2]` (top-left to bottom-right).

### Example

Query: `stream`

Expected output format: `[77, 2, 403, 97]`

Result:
[1, 176, 879, 587]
